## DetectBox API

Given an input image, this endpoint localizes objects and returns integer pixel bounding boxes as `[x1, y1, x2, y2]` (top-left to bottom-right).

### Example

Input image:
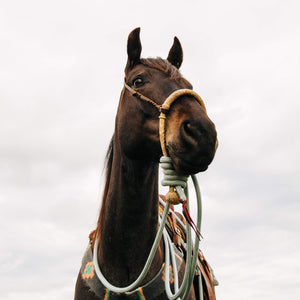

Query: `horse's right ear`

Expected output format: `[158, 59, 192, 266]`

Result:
[126, 27, 142, 70]
[167, 37, 183, 69]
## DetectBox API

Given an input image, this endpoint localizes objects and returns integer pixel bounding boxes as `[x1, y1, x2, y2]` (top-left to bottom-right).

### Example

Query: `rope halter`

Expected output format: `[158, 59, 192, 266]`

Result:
[124, 81, 207, 205]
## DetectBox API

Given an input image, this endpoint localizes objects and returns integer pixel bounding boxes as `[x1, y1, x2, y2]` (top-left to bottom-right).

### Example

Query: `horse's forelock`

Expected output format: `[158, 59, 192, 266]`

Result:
[140, 58, 192, 87]
[140, 58, 180, 80]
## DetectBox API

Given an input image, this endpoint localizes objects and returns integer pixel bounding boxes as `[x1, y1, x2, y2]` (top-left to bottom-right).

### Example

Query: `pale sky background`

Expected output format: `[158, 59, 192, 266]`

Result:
[1, 1, 300, 299]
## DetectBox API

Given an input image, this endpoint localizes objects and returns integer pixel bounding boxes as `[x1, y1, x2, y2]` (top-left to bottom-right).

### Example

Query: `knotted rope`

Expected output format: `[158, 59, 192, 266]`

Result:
[160, 156, 188, 204]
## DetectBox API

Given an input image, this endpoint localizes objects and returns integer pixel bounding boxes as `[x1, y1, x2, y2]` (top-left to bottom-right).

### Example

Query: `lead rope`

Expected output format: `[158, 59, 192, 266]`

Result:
[160, 152, 203, 299]
[93, 201, 171, 294]
[160, 174, 203, 300]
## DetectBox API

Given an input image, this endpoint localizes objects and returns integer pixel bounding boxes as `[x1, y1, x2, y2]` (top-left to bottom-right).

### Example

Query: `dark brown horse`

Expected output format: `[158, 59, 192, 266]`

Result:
[75, 28, 217, 300]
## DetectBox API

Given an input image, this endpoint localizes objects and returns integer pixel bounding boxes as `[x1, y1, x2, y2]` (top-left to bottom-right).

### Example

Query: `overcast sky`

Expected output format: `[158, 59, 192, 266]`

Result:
[1, 1, 300, 299]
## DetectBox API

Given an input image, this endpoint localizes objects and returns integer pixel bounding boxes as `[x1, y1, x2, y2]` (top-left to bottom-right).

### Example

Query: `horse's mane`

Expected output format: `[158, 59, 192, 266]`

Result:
[102, 136, 114, 200]
[90, 137, 114, 243]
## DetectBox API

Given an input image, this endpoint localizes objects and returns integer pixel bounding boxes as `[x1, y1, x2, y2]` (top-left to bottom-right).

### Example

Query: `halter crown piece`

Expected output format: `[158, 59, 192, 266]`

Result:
[91, 82, 212, 300]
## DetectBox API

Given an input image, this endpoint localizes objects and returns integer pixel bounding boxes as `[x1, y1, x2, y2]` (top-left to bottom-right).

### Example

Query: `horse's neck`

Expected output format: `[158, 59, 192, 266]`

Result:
[97, 146, 164, 285]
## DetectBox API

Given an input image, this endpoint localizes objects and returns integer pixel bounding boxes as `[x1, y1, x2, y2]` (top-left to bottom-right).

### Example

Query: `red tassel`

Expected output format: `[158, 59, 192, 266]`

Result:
[180, 199, 203, 241]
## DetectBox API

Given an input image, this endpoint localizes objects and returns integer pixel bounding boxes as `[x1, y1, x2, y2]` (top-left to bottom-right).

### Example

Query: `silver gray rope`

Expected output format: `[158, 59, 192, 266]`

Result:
[93, 201, 171, 293]
[160, 156, 188, 189]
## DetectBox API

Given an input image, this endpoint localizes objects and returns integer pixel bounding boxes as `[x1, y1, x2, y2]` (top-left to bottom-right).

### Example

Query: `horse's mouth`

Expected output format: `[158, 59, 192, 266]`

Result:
[170, 154, 211, 175]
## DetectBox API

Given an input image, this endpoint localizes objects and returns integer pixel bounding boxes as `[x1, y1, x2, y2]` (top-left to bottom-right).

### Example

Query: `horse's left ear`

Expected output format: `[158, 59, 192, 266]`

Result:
[126, 27, 142, 70]
[167, 37, 183, 69]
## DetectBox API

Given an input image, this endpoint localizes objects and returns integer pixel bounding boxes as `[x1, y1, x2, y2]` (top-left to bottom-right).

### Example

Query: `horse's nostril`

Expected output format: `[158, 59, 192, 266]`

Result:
[181, 120, 201, 140]
[183, 122, 193, 135]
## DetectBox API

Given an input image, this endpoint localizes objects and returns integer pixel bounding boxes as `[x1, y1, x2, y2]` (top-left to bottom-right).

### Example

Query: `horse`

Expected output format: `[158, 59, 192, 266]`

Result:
[75, 28, 217, 300]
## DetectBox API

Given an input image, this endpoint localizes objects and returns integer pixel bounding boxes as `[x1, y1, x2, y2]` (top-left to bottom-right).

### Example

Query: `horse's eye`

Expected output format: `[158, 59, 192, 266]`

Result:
[133, 77, 144, 88]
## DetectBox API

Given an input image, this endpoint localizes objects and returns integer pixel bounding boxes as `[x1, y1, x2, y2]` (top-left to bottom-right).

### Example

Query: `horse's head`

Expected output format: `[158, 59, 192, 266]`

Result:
[116, 28, 217, 174]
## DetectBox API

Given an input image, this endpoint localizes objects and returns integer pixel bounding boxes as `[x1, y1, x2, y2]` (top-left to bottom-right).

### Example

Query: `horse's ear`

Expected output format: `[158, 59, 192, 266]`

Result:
[126, 27, 142, 70]
[167, 37, 183, 69]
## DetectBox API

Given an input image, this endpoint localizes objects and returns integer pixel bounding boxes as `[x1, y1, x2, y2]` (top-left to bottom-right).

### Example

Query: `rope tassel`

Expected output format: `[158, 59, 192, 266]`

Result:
[180, 199, 203, 241]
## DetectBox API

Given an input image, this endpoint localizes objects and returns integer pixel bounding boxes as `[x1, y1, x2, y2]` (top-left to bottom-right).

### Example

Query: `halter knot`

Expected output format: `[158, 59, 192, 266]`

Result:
[159, 106, 169, 114]
[160, 156, 188, 205]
